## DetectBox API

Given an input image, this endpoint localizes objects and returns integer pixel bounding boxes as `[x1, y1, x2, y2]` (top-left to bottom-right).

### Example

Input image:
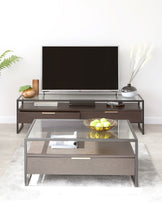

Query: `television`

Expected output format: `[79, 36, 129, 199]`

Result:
[42, 46, 118, 91]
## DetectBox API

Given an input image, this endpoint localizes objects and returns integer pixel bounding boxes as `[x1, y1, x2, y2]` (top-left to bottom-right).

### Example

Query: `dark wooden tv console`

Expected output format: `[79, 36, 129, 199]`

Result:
[17, 93, 144, 134]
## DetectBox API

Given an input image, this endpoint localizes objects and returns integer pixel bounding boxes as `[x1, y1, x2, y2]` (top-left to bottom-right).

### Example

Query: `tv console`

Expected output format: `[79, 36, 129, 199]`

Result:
[17, 93, 144, 134]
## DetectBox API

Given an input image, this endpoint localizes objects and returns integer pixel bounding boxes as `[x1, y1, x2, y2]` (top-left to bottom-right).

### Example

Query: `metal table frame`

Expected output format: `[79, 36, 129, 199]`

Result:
[24, 119, 138, 187]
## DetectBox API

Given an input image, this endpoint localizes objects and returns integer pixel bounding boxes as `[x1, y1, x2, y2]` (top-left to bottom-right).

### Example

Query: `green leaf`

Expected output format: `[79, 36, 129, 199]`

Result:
[0, 50, 13, 62]
[0, 55, 21, 70]
[19, 85, 31, 92]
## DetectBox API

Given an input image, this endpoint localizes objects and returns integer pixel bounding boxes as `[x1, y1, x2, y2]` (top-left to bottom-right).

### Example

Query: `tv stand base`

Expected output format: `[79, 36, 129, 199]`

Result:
[17, 93, 144, 134]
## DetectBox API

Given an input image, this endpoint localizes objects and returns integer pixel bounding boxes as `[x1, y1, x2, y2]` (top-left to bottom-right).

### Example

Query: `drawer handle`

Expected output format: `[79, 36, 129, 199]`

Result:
[42, 112, 56, 115]
[71, 157, 91, 160]
[105, 111, 118, 114]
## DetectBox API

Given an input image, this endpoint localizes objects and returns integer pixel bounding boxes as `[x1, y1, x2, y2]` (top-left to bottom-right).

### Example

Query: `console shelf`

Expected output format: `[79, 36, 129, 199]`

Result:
[17, 93, 144, 134]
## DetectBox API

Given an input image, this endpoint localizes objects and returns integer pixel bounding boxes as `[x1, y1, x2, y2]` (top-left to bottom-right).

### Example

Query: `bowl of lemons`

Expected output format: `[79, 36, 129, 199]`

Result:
[84, 118, 117, 131]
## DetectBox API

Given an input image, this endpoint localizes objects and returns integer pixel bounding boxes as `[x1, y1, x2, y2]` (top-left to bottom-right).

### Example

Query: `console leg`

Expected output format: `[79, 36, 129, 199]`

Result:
[17, 123, 24, 133]
[138, 123, 144, 135]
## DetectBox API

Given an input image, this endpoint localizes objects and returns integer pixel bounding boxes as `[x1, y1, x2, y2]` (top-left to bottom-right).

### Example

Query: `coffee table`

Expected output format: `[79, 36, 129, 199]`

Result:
[24, 119, 138, 186]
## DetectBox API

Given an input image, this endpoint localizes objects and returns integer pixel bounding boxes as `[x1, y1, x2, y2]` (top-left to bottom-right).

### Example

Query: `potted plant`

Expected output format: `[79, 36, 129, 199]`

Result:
[19, 85, 36, 98]
[121, 45, 153, 97]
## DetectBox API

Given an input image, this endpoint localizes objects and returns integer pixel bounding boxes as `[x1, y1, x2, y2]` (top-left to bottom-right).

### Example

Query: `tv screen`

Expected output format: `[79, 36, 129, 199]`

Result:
[42, 46, 118, 91]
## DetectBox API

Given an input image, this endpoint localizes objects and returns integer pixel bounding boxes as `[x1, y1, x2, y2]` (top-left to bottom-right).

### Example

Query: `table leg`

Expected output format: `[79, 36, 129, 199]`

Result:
[132, 140, 138, 187]
[138, 122, 144, 135]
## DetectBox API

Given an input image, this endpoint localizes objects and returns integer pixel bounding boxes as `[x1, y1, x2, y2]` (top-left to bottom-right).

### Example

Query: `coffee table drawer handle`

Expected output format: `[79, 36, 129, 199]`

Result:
[42, 112, 56, 115]
[105, 111, 118, 114]
[71, 157, 91, 160]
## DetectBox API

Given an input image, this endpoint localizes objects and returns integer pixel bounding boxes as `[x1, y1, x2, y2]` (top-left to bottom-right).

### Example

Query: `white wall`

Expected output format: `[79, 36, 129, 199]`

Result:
[0, 0, 162, 124]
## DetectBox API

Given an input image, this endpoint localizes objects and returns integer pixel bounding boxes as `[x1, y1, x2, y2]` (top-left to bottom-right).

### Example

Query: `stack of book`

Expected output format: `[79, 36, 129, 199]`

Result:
[49, 131, 78, 149]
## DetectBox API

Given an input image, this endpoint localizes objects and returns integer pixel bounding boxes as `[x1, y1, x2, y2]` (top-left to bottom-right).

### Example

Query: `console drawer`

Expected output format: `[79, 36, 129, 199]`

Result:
[27, 156, 135, 176]
[81, 111, 142, 122]
[18, 111, 80, 123]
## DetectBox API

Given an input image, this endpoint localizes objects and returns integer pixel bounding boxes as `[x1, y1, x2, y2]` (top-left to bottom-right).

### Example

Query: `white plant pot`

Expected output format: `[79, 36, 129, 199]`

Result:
[121, 91, 137, 97]
[121, 84, 137, 98]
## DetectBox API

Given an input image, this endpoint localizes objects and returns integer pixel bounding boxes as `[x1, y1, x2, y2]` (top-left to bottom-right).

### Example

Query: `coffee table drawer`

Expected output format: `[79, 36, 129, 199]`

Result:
[27, 157, 135, 175]
[18, 111, 80, 123]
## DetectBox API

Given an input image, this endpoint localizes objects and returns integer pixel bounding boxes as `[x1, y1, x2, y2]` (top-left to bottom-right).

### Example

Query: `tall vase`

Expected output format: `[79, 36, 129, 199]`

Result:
[32, 79, 39, 96]
[121, 84, 137, 97]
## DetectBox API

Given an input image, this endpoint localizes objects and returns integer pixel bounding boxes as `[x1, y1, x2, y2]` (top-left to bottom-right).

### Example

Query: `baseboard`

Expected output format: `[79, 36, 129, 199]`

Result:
[0, 116, 162, 125]
[145, 117, 162, 124]
[0, 116, 16, 123]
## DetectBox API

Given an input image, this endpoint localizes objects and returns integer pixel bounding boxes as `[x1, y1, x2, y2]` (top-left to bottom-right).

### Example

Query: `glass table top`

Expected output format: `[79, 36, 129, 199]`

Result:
[18, 93, 143, 102]
[26, 119, 137, 142]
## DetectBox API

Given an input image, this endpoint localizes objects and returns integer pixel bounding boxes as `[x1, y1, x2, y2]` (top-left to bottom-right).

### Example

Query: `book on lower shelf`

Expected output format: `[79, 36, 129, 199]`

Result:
[49, 131, 78, 149]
